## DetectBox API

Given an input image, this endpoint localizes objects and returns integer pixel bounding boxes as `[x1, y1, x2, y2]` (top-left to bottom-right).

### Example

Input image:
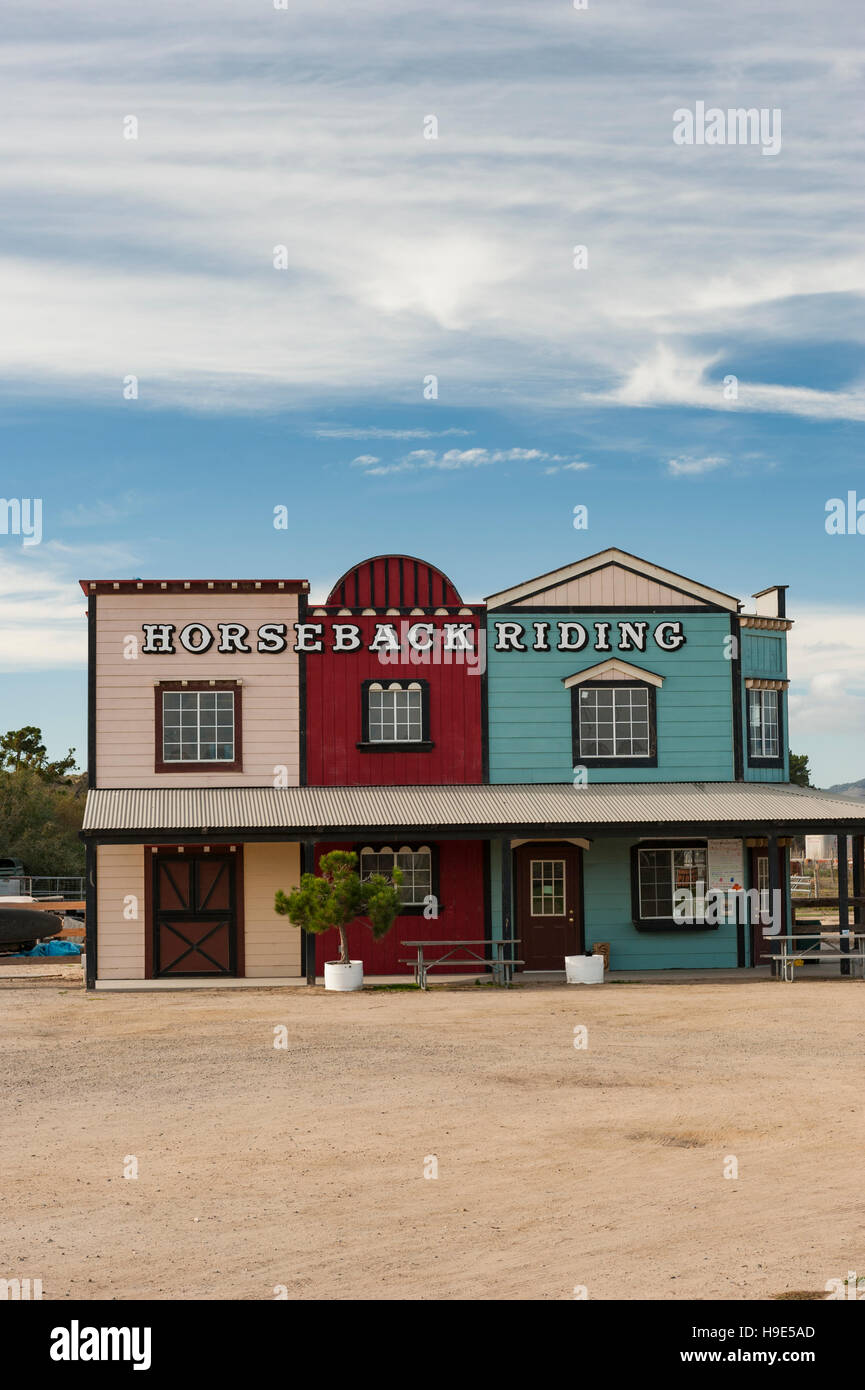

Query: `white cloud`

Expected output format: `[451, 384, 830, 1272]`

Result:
[0, 550, 87, 670]
[0, 1, 860, 416]
[787, 607, 865, 781]
[667, 454, 728, 476]
[356, 446, 587, 475]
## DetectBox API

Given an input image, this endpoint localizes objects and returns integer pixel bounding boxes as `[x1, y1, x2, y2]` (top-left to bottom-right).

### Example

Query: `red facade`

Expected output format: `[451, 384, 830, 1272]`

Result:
[304, 555, 484, 787]
[307, 555, 486, 974]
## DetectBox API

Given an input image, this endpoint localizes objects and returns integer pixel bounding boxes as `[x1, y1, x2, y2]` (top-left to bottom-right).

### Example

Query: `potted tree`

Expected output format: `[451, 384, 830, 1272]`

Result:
[274, 849, 403, 991]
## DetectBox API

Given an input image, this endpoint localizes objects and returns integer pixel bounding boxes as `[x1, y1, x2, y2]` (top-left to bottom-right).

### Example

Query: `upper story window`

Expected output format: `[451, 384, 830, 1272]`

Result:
[155, 681, 243, 773]
[748, 688, 778, 759]
[746, 685, 784, 769]
[358, 680, 433, 752]
[572, 681, 657, 768]
[358, 844, 434, 911]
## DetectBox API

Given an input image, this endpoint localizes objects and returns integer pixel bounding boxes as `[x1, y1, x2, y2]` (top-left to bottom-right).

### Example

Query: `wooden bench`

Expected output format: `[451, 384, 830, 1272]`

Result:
[401, 939, 523, 990]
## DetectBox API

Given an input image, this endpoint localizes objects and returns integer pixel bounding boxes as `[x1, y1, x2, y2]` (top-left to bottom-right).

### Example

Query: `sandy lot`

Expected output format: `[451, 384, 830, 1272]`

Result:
[1, 969, 863, 1301]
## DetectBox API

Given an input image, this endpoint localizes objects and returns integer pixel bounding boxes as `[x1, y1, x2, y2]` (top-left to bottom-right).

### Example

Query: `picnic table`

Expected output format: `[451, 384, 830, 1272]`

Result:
[401, 938, 522, 990]
[761, 930, 865, 982]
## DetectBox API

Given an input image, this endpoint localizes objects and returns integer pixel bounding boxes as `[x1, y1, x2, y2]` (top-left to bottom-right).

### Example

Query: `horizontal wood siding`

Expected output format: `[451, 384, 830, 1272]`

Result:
[486, 610, 735, 783]
[97, 843, 146, 979]
[313, 840, 485, 974]
[243, 842, 302, 977]
[95, 593, 300, 788]
[582, 838, 740, 969]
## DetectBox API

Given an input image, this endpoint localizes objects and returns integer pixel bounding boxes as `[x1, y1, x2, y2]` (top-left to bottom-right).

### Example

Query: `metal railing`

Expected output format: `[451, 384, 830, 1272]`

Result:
[0, 876, 85, 899]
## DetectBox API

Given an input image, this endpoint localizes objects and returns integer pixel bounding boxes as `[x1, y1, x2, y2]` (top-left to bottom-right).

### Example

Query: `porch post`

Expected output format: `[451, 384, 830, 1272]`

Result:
[85, 840, 97, 992]
[500, 837, 512, 966]
[837, 831, 849, 976]
[766, 832, 781, 973]
[302, 839, 316, 985]
[851, 833, 863, 929]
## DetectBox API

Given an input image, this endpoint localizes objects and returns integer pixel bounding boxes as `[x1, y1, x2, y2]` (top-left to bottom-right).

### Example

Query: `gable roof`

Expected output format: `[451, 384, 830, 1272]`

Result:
[485, 548, 740, 613]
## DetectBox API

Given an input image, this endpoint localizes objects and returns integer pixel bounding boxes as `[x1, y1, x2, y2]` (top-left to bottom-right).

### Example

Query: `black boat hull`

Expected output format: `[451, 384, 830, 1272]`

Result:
[0, 908, 63, 951]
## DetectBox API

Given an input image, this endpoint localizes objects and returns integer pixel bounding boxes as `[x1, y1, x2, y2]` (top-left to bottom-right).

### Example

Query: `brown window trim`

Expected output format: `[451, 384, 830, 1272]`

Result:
[154, 680, 243, 774]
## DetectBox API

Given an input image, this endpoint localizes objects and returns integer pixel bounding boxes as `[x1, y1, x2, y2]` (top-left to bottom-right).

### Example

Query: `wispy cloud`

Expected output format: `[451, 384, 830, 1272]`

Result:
[0, 1, 860, 417]
[666, 454, 728, 477]
[313, 427, 473, 440]
[354, 446, 588, 476]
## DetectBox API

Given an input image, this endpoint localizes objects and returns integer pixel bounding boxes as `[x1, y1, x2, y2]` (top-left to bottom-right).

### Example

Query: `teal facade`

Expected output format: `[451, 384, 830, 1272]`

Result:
[486, 609, 736, 784]
[483, 561, 793, 971]
[741, 629, 789, 782]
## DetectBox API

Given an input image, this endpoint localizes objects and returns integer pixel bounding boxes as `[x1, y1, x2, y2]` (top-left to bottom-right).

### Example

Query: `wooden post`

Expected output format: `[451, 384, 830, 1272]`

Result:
[84, 841, 97, 992]
[500, 837, 512, 972]
[767, 833, 780, 976]
[302, 839, 316, 985]
[851, 834, 863, 928]
[838, 832, 850, 976]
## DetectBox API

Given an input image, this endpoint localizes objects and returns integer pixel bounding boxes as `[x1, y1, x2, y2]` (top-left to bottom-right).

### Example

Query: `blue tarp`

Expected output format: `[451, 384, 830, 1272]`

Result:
[13, 939, 82, 957]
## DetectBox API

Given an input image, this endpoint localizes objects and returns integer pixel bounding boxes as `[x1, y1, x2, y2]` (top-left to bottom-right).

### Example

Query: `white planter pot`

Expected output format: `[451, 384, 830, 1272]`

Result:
[565, 953, 604, 985]
[324, 960, 364, 992]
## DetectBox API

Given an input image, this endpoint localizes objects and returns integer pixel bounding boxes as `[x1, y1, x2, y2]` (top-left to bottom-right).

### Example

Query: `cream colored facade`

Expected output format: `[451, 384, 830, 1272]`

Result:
[94, 591, 301, 788]
[87, 582, 306, 984]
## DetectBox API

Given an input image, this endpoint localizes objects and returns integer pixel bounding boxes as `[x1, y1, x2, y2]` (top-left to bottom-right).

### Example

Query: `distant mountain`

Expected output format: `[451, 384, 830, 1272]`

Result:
[826, 778, 865, 799]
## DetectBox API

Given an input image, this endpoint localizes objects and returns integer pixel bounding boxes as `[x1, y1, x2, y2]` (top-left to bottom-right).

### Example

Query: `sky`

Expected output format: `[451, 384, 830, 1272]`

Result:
[0, 0, 863, 786]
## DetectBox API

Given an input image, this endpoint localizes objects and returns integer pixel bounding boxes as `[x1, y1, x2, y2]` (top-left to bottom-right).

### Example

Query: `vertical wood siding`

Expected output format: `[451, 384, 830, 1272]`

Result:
[305, 613, 484, 786]
[313, 840, 485, 975]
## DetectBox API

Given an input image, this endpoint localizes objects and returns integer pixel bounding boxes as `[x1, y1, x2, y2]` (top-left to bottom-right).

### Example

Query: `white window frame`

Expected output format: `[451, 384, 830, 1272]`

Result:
[162, 689, 235, 763]
[579, 684, 652, 759]
[366, 682, 424, 744]
[529, 859, 566, 917]
[748, 688, 779, 759]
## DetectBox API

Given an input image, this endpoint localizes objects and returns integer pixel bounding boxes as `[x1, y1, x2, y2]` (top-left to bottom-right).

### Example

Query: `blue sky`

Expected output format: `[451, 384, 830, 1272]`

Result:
[1, 0, 863, 785]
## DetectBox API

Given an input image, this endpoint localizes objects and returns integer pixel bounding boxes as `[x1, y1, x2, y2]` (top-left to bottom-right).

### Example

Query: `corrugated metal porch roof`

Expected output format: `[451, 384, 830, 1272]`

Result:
[82, 782, 865, 836]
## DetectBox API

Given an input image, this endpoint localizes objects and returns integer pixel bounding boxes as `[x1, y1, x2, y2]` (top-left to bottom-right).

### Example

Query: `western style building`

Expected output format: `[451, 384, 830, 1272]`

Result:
[80, 550, 865, 987]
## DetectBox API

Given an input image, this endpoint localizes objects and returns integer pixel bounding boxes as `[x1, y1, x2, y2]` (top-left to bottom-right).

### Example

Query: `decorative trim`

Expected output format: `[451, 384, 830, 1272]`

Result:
[740, 616, 793, 631]
[562, 658, 664, 690]
[571, 680, 658, 769]
[744, 678, 789, 691]
[485, 547, 739, 612]
[354, 840, 439, 916]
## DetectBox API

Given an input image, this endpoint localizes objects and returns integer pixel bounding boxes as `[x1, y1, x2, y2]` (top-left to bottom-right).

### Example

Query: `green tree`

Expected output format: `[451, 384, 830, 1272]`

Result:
[0, 765, 85, 876]
[0, 726, 78, 782]
[789, 751, 812, 788]
[274, 849, 403, 966]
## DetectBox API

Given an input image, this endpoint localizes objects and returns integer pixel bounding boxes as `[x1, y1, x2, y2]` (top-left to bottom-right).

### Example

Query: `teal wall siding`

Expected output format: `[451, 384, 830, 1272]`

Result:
[582, 839, 741, 969]
[741, 631, 790, 782]
[486, 610, 735, 783]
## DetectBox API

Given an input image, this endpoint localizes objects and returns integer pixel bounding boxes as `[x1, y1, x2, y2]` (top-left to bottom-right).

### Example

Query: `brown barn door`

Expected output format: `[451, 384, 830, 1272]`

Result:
[153, 853, 238, 977]
[516, 843, 582, 970]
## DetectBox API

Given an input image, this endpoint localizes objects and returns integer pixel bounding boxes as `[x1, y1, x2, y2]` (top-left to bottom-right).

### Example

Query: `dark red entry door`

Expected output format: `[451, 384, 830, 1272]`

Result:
[153, 854, 238, 977]
[515, 844, 582, 970]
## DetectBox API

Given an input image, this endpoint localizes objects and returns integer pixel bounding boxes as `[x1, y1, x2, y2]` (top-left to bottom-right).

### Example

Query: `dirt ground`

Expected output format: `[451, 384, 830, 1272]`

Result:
[1, 968, 863, 1301]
